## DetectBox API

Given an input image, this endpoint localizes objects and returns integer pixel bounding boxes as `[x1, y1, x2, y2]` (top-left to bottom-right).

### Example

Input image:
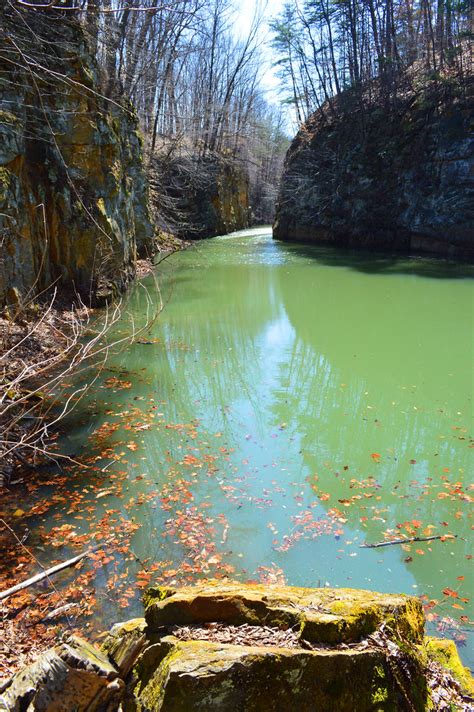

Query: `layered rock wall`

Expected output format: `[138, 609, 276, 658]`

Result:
[274, 74, 473, 260]
[150, 153, 250, 240]
[0, 5, 154, 307]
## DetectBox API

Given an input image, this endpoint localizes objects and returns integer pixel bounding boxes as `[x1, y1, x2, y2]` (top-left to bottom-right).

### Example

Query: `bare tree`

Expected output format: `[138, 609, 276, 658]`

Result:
[270, 0, 471, 123]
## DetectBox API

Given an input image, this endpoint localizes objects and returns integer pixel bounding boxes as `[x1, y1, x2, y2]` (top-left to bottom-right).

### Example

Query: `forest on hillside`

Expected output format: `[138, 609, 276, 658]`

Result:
[271, 0, 471, 122]
[2, 0, 470, 231]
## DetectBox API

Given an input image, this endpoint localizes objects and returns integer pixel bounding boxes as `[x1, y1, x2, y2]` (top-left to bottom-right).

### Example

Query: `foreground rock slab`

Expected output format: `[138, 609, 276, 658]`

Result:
[131, 638, 413, 711]
[0, 636, 122, 711]
[1, 583, 473, 711]
[144, 581, 424, 644]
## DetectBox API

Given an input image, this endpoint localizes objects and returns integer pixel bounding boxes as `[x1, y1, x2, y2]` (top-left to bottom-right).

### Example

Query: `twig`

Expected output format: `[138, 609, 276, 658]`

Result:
[359, 534, 456, 549]
[0, 545, 102, 601]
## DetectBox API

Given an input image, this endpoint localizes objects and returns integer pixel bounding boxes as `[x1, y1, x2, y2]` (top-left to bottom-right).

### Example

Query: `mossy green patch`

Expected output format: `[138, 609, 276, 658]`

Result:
[425, 637, 474, 695]
[0, 110, 21, 126]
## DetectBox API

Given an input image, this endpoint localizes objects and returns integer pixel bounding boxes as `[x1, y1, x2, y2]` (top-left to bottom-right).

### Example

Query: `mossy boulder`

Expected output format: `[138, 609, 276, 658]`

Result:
[2, 583, 472, 712]
[144, 581, 424, 645]
[130, 637, 407, 712]
[131, 583, 430, 710]
[0, 635, 122, 711]
[425, 637, 474, 696]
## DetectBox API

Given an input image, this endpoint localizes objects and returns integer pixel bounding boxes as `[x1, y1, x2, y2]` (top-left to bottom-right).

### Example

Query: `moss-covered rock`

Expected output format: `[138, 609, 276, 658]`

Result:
[144, 582, 424, 644]
[425, 637, 474, 696]
[0, 5, 156, 308]
[131, 637, 409, 712]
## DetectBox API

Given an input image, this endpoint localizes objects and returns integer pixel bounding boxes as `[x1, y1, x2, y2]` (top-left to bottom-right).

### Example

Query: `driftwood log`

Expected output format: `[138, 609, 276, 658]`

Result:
[0, 546, 100, 601]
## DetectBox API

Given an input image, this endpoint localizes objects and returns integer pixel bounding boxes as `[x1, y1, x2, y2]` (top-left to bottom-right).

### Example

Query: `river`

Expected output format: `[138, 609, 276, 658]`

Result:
[12, 227, 474, 665]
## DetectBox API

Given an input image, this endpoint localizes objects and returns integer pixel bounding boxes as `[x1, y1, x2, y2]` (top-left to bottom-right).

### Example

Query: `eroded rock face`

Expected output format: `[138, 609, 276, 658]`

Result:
[143, 581, 424, 645]
[273, 75, 473, 260]
[0, 635, 122, 711]
[150, 154, 250, 241]
[2, 583, 473, 711]
[0, 6, 155, 307]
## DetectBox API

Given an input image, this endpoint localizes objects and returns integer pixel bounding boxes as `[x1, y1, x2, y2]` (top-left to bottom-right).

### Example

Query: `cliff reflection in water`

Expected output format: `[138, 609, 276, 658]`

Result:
[32, 228, 473, 664]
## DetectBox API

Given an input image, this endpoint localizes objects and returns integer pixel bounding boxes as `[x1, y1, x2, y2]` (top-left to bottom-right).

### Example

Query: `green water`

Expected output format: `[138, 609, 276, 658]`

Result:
[24, 228, 474, 661]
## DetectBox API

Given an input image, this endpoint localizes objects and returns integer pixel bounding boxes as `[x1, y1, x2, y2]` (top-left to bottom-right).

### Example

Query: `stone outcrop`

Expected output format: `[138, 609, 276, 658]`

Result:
[150, 153, 250, 240]
[2, 583, 473, 711]
[0, 5, 155, 308]
[143, 581, 424, 645]
[0, 635, 123, 711]
[273, 72, 473, 260]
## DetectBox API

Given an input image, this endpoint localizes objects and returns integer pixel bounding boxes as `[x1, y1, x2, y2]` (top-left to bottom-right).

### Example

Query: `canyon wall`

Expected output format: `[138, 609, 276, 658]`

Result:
[150, 153, 250, 241]
[274, 73, 473, 260]
[0, 6, 155, 308]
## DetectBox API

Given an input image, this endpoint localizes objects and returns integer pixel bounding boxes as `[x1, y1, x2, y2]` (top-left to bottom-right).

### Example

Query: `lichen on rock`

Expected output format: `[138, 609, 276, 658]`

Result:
[2, 583, 472, 711]
[0, 5, 155, 308]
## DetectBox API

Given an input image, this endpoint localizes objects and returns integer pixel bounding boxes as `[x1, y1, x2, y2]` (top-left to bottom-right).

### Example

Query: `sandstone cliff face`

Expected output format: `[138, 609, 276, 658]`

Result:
[150, 153, 250, 240]
[273, 75, 473, 260]
[0, 7, 154, 308]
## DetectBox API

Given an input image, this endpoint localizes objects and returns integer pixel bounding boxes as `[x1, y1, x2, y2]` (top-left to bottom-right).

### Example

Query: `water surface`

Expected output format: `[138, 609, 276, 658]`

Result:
[17, 228, 474, 662]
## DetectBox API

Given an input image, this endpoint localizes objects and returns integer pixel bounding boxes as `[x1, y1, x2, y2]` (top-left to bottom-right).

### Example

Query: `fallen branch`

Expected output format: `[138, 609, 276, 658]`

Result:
[0, 546, 100, 601]
[359, 534, 456, 549]
[43, 602, 81, 622]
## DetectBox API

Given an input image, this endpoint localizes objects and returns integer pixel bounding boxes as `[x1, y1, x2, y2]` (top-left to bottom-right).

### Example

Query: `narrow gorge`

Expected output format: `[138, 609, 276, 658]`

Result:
[0, 0, 472, 710]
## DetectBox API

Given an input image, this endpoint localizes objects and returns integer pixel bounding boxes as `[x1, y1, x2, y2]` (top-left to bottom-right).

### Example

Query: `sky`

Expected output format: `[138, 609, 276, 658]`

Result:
[233, 0, 286, 99]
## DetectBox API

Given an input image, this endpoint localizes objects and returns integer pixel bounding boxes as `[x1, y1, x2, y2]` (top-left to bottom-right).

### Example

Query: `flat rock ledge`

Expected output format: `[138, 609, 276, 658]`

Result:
[1, 583, 473, 711]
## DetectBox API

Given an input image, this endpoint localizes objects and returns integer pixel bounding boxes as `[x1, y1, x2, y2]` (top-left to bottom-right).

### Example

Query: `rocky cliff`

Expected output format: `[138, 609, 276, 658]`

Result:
[273, 71, 473, 260]
[1, 583, 473, 711]
[0, 5, 155, 308]
[150, 152, 250, 240]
